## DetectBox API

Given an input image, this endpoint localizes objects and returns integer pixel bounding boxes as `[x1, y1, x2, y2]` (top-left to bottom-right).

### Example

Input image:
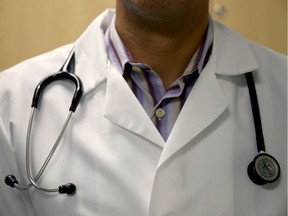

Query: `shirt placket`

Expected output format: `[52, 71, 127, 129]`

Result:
[127, 63, 193, 141]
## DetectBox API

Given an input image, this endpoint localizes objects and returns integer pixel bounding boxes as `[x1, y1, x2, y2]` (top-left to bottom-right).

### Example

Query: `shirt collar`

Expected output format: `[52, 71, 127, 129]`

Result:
[105, 15, 214, 76]
[105, 16, 132, 73]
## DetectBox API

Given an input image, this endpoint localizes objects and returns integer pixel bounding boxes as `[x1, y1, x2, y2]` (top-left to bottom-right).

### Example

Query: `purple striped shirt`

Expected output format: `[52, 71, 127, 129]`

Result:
[105, 17, 213, 141]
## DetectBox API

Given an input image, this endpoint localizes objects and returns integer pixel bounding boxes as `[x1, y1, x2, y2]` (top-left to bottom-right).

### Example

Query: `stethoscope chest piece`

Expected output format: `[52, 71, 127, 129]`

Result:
[248, 153, 280, 185]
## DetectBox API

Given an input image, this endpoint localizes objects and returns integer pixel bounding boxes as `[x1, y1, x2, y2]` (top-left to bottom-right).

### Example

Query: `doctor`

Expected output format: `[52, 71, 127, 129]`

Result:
[0, 0, 286, 215]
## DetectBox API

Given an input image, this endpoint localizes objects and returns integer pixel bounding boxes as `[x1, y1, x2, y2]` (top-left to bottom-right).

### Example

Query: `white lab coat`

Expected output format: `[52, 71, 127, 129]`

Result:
[0, 9, 286, 216]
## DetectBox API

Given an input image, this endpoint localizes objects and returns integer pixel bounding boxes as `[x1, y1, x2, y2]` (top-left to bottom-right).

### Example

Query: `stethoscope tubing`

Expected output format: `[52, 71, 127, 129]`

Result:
[245, 72, 265, 153]
[11, 108, 74, 192]
[26, 108, 74, 192]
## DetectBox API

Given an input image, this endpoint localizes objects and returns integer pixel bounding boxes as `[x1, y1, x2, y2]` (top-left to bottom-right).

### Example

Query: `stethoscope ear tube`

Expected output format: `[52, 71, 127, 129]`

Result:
[32, 71, 83, 112]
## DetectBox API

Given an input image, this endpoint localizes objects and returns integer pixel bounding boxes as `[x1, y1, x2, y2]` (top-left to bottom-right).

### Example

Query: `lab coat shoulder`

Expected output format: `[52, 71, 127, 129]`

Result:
[248, 41, 287, 118]
[0, 44, 73, 86]
[212, 20, 287, 124]
[0, 44, 73, 123]
[247, 40, 287, 86]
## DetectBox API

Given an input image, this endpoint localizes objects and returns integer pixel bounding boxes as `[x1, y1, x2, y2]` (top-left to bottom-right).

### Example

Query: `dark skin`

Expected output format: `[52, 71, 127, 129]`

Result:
[115, 0, 210, 89]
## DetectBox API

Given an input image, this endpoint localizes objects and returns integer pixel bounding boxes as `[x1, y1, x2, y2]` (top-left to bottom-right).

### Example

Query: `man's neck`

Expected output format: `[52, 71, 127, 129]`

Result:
[115, 1, 209, 89]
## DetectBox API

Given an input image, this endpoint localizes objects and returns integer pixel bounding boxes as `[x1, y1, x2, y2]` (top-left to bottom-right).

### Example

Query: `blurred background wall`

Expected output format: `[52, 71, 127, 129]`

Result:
[0, 0, 116, 71]
[210, 0, 287, 55]
[0, 0, 287, 71]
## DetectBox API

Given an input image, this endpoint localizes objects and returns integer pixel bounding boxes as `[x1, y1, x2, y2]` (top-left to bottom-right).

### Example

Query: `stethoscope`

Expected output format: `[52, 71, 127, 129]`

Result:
[5, 50, 83, 195]
[4, 49, 281, 196]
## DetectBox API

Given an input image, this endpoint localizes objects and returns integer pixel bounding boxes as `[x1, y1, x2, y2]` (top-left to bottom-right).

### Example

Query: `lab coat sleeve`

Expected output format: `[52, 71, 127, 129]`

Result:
[0, 73, 37, 216]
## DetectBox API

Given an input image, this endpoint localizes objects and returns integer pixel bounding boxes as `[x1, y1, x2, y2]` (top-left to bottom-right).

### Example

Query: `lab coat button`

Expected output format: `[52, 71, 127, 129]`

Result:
[155, 108, 166, 119]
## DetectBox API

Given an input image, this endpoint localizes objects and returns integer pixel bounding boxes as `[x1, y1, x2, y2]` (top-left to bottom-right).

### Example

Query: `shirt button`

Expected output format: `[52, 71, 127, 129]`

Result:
[132, 66, 142, 72]
[155, 108, 166, 119]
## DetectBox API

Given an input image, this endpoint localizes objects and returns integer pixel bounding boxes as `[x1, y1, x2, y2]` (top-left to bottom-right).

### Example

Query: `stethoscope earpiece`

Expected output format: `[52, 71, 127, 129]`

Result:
[59, 183, 77, 195]
[247, 153, 280, 185]
[5, 175, 18, 188]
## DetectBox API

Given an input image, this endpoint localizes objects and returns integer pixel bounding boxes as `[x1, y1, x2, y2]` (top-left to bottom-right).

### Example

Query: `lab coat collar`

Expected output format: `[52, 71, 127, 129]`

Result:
[211, 20, 259, 75]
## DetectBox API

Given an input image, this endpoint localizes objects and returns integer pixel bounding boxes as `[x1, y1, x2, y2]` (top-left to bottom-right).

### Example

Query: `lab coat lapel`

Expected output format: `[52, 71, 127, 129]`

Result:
[103, 65, 165, 147]
[157, 62, 228, 167]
